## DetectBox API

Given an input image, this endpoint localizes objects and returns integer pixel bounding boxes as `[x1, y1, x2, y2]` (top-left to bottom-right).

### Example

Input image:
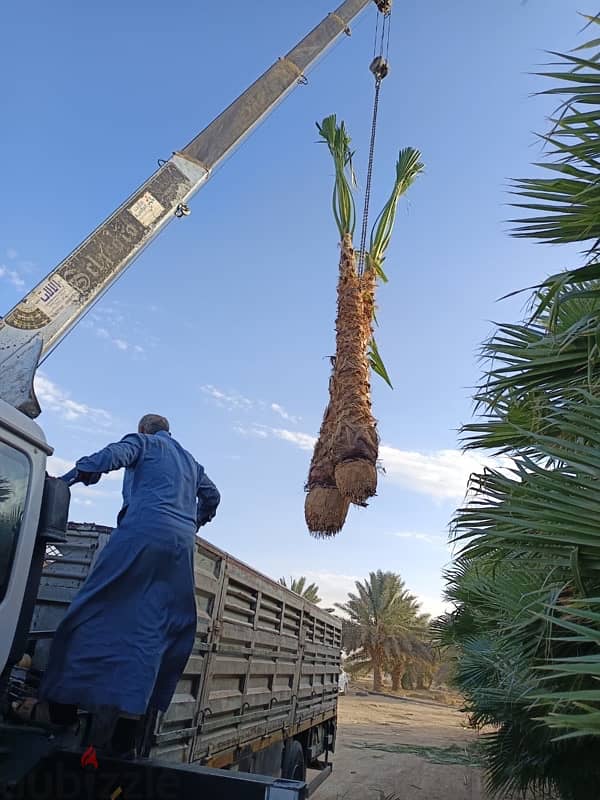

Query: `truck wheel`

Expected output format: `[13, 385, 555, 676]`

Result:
[282, 739, 306, 781]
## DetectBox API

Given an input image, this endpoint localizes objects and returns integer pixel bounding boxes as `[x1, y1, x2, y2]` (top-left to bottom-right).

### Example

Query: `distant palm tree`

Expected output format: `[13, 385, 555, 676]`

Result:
[383, 612, 433, 691]
[0, 478, 12, 504]
[279, 576, 321, 604]
[336, 570, 427, 692]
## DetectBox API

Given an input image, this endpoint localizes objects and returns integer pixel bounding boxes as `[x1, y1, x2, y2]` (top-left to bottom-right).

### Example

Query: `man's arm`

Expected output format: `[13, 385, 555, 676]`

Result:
[74, 434, 143, 484]
[196, 467, 221, 529]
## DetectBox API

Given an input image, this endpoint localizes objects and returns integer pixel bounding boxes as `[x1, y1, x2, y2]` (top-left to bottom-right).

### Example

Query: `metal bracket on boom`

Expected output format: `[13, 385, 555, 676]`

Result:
[175, 203, 191, 218]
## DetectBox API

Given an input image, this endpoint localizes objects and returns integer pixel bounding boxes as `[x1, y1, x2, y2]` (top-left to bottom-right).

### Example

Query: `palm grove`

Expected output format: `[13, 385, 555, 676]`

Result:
[282, 572, 437, 692]
[439, 16, 600, 800]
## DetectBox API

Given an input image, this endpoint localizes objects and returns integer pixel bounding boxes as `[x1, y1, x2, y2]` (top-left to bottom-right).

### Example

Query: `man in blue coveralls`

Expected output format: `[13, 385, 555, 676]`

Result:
[13, 413, 220, 753]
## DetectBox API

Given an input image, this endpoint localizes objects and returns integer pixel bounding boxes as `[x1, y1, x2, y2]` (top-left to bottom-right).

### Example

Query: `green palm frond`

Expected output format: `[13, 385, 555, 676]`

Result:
[316, 114, 356, 237]
[442, 22, 600, 776]
[510, 25, 600, 248]
[279, 575, 321, 604]
[368, 336, 393, 389]
[368, 147, 424, 282]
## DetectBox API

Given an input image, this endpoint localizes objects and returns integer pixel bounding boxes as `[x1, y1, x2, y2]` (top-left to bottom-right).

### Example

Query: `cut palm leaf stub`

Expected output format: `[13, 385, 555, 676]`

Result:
[305, 400, 344, 537]
[335, 459, 378, 503]
[330, 235, 379, 503]
[304, 486, 350, 537]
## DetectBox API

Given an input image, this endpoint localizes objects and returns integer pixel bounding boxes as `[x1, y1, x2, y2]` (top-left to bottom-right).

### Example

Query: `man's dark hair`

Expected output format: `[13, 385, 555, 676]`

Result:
[138, 414, 170, 435]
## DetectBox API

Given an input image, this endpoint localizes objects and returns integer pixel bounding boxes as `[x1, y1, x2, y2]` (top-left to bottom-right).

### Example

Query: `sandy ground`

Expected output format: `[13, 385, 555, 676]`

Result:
[316, 690, 491, 800]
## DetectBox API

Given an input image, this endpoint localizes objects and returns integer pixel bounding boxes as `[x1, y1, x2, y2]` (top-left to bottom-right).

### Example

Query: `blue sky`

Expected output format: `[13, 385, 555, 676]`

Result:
[1, 0, 581, 614]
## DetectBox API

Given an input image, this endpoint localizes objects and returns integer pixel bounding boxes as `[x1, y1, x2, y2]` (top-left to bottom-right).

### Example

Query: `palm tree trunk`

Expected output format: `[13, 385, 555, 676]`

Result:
[330, 235, 379, 503]
[373, 660, 384, 692]
[391, 666, 403, 692]
[305, 241, 361, 536]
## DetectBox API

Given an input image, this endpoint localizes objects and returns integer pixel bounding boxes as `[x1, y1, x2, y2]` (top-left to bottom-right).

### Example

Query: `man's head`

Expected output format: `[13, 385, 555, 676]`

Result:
[138, 414, 170, 435]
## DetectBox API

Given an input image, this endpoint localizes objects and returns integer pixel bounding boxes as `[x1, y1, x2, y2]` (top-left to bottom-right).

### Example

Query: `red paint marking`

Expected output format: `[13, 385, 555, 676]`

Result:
[81, 745, 98, 769]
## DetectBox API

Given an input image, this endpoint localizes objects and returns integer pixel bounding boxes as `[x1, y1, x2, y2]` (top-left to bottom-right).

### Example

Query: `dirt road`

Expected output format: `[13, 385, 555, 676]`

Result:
[318, 691, 489, 800]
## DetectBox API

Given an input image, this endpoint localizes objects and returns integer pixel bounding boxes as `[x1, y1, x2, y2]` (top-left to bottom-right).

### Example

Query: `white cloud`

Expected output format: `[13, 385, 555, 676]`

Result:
[6, 248, 18, 260]
[202, 385, 300, 424]
[271, 403, 299, 424]
[303, 571, 358, 610]
[93, 325, 144, 355]
[379, 445, 501, 501]
[73, 498, 93, 507]
[34, 374, 112, 426]
[232, 423, 503, 501]
[270, 428, 315, 451]
[47, 455, 74, 475]
[0, 264, 25, 289]
[86, 304, 147, 356]
[389, 531, 447, 547]
[47, 453, 122, 483]
[235, 424, 316, 451]
[235, 425, 268, 438]
[202, 384, 254, 410]
[415, 594, 452, 619]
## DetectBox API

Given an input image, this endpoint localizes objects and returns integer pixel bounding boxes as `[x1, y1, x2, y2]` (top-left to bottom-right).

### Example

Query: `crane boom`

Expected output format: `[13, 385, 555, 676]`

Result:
[0, 0, 388, 418]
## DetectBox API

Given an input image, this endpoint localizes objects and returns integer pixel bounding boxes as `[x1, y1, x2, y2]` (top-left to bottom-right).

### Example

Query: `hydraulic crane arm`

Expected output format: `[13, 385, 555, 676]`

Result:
[0, 0, 389, 419]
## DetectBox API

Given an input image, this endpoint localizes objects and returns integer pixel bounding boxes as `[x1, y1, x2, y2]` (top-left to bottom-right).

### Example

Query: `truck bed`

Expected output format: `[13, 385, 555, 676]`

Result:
[28, 523, 342, 767]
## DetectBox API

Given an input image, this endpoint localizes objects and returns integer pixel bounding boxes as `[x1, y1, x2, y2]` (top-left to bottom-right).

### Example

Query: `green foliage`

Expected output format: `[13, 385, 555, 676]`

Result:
[279, 575, 321, 604]
[317, 116, 422, 388]
[349, 741, 485, 768]
[317, 114, 356, 237]
[368, 336, 393, 389]
[441, 15, 600, 798]
[368, 147, 424, 282]
[337, 570, 431, 691]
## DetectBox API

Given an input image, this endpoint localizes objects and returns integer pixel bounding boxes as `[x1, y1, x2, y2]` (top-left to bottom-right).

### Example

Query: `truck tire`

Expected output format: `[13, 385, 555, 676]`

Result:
[282, 739, 306, 781]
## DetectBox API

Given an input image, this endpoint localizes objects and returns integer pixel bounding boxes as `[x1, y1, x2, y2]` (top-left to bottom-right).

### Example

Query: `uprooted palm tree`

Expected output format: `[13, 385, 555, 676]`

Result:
[439, 15, 600, 799]
[337, 570, 428, 692]
[279, 576, 321, 604]
[304, 117, 423, 536]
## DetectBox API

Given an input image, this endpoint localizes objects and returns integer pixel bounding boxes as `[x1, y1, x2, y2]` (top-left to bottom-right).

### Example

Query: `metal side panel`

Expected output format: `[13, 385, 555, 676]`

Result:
[21, 525, 343, 771]
[30, 523, 112, 671]
[150, 539, 226, 764]
[293, 606, 342, 726]
[188, 550, 343, 765]
[191, 558, 304, 761]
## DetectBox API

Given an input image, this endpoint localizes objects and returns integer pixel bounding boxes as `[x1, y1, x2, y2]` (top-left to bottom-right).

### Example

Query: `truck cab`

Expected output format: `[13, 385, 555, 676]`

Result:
[0, 399, 55, 678]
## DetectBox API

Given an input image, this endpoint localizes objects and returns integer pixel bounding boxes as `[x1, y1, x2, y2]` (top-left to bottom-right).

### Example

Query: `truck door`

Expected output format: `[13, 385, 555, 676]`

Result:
[0, 408, 49, 674]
